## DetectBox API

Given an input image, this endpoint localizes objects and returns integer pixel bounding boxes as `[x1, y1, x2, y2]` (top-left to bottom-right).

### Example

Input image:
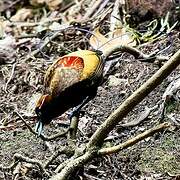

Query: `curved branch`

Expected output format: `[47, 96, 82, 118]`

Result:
[104, 45, 169, 62]
[99, 122, 170, 155]
[13, 153, 49, 176]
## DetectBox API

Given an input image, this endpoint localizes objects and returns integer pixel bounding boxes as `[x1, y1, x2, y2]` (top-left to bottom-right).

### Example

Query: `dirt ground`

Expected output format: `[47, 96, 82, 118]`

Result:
[0, 1, 180, 179]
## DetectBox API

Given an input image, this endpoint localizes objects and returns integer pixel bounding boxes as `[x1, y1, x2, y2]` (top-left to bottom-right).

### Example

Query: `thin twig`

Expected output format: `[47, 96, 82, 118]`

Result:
[15, 111, 68, 141]
[104, 45, 169, 62]
[23, 30, 65, 62]
[4, 63, 16, 92]
[8, 18, 62, 27]
[14, 153, 49, 176]
[83, 0, 104, 20]
[99, 122, 170, 155]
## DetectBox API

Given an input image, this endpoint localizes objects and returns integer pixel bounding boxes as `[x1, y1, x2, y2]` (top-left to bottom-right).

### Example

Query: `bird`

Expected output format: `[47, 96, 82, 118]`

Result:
[35, 50, 104, 136]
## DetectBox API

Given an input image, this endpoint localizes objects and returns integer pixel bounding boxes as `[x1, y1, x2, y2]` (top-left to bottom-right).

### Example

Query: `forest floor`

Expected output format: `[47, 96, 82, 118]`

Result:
[0, 1, 180, 179]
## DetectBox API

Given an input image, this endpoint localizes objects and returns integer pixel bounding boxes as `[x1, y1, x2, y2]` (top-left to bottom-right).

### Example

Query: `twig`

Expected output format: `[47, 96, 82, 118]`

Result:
[15, 111, 68, 141]
[8, 18, 62, 27]
[158, 76, 180, 120]
[92, 0, 110, 18]
[13, 153, 49, 176]
[104, 45, 169, 62]
[4, 63, 16, 92]
[84, 173, 103, 180]
[44, 129, 69, 141]
[99, 122, 170, 155]
[110, 0, 122, 34]
[23, 30, 64, 62]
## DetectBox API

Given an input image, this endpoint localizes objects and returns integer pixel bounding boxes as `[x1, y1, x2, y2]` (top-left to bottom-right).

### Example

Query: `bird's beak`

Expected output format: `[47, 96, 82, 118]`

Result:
[35, 121, 43, 137]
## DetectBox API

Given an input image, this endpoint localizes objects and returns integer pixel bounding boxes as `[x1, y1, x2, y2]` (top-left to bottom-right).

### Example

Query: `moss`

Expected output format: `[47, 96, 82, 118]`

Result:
[138, 133, 180, 175]
[165, 101, 180, 114]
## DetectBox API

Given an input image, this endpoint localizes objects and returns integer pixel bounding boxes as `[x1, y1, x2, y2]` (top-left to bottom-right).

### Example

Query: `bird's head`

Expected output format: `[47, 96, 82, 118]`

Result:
[35, 94, 52, 136]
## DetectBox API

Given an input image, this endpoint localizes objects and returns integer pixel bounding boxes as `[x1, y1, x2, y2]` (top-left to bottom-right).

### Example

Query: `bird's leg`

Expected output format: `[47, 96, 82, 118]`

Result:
[68, 95, 94, 120]
[35, 121, 43, 137]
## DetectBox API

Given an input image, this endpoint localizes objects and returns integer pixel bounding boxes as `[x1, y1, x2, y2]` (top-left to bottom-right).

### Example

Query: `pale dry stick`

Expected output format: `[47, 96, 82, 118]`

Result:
[92, 0, 110, 18]
[110, 0, 122, 34]
[159, 76, 180, 120]
[104, 44, 168, 61]
[4, 63, 16, 92]
[99, 122, 170, 155]
[50, 49, 180, 180]
[13, 153, 49, 176]
[84, 173, 102, 180]
[8, 18, 62, 27]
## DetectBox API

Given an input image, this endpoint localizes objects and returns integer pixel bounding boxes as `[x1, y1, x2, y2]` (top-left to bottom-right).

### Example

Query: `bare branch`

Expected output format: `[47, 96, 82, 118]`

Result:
[104, 45, 169, 62]
[13, 153, 49, 176]
[99, 122, 170, 155]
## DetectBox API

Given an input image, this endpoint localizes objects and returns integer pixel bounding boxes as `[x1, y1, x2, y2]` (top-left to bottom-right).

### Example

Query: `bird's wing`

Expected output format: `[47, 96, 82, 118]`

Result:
[65, 50, 104, 81]
[44, 56, 84, 96]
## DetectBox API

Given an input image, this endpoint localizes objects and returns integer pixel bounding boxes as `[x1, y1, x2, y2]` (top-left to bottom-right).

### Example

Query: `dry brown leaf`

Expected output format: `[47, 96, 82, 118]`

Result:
[110, 28, 136, 47]
[10, 8, 33, 22]
[89, 27, 109, 51]
[46, 0, 63, 11]
[30, 0, 63, 10]
[90, 27, 136, 54]
[0, 36, 16, 64]
[30, 0, 46, 6]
